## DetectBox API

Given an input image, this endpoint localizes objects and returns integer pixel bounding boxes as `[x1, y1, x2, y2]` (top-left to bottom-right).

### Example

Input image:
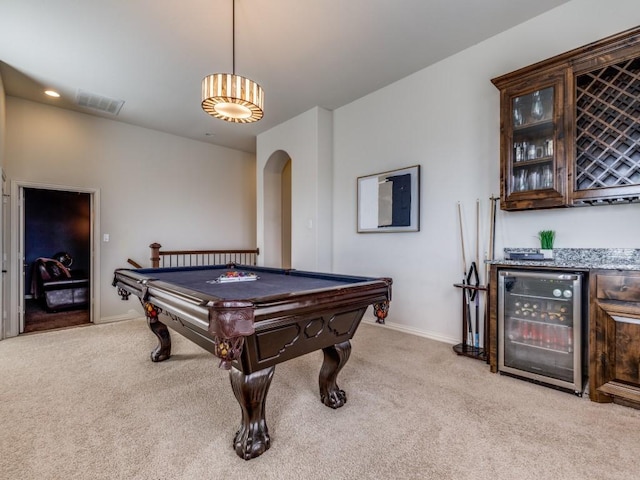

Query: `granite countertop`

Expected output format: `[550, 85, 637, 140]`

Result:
[488, 248, 640, 271]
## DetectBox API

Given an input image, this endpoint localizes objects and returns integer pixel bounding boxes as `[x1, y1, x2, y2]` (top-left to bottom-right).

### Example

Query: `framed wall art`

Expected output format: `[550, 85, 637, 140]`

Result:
[357, 165, 420, 233]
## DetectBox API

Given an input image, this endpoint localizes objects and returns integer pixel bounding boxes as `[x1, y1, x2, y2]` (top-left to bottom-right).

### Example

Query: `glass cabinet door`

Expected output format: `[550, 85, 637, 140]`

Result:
[500, 70, 567, 210]
[511, 87, 555, 191]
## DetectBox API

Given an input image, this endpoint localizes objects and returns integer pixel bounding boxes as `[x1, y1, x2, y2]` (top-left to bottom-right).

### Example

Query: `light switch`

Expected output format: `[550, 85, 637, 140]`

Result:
[103, 234, 110, 242]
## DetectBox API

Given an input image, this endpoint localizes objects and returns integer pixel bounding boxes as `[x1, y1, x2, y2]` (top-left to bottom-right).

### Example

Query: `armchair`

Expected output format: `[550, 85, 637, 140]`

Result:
[31, 257, 89, 311]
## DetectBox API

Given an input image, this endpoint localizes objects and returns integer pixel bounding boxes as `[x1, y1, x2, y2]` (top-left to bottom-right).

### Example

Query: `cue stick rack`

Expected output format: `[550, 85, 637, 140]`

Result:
[452, 196, 496, 362]
[452, 282, 487, 361]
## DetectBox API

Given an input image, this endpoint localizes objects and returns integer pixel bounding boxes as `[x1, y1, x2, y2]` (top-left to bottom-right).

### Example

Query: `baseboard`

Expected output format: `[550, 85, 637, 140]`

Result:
[96, 309, 142, 325]
[362, 319, 458, 345]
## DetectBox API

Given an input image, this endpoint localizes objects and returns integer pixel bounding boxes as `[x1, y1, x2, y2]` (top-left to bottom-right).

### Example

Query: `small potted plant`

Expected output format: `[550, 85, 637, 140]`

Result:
[538, 230, 555, 259]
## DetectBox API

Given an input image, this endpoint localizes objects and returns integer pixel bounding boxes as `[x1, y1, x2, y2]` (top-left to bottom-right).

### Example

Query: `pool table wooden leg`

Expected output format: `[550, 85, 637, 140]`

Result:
[144, 302, 171, 362]
[230, 365, 275, 460]
[373, 300, 390, 324]
[319, 340, 351, 409]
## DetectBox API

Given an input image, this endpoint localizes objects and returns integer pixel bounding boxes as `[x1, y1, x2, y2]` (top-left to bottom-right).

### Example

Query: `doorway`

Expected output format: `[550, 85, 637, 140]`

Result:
[22, 187, 91, 333]
[263, 150, 292, 268]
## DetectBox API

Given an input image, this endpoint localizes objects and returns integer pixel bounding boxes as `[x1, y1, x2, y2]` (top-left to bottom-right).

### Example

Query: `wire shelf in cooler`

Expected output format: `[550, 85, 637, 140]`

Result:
[507, 315, 573, 326]
[508, 339, 571, 355]
[508, 292, 573, 302]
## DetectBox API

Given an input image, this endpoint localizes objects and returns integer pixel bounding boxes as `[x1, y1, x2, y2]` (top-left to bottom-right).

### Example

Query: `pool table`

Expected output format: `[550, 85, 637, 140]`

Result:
[113, 264, 392, 460]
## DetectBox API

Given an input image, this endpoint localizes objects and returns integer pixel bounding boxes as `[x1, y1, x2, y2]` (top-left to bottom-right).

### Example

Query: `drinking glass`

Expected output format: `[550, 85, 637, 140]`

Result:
[531, 91, 544, 121]
[529, 168, 540, 190]
[542, 165, 553, 188]
[513, 97, 524, 126]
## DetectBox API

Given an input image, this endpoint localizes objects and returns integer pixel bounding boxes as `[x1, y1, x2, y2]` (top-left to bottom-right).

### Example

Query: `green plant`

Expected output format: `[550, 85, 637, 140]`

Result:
[538, 230, 555, 249]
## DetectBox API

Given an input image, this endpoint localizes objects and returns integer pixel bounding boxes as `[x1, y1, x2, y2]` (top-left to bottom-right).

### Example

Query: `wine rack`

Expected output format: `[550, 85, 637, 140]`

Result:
[574, 57, 640, 200]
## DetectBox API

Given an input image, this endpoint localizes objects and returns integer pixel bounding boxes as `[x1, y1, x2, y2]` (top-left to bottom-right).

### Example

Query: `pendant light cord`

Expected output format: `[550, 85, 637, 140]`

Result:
[232, 0, 236, 75]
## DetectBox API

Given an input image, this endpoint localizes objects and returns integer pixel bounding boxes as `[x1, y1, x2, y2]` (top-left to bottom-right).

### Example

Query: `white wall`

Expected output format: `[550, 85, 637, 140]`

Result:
[4, 0, 639, 345]
[4, 97, 256, 332]
[256, 106, 333, 271]
[0, 74, 5, 339]
[258, 0, 640, 344]
[0, 73, 5, 170]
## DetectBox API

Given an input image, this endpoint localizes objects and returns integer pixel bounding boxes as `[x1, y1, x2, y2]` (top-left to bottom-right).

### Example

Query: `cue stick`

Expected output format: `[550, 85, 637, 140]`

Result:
[476, 199, 480, 274]
[475, 199, 480, 349]
[457, 202, 473, 347]
[457, 202, 467, 277]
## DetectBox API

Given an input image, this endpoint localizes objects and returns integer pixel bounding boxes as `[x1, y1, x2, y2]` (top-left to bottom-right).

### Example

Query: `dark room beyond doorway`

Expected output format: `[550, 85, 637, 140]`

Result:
[23, 188, 91, 333]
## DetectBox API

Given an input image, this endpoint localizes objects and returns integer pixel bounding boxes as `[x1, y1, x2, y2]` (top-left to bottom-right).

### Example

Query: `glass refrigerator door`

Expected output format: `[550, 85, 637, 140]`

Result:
[498, 270, 583, 393]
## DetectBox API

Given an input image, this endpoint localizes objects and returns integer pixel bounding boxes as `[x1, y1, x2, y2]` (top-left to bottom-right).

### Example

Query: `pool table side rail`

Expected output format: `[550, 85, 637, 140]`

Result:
[248, 281, 392, 324]
[113, 270, 212, 329]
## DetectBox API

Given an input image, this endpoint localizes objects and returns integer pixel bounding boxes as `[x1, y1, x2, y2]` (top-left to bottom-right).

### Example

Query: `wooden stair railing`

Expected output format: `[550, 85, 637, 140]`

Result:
[149, 243, 259, 268]
[127, 258, 143, 268]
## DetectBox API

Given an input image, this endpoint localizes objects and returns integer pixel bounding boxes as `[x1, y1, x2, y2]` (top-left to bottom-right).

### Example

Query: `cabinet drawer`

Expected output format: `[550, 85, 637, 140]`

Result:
[597, 275, 640, 303]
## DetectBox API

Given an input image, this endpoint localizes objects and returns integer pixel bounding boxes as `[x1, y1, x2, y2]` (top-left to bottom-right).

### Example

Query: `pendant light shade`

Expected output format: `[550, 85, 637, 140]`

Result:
[201, 0, 264, 123]
[202, 73, 264, 123]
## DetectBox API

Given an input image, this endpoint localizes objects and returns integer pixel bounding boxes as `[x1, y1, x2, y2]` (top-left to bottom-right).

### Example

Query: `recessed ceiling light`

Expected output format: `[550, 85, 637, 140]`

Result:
[44, 90, 60, 98]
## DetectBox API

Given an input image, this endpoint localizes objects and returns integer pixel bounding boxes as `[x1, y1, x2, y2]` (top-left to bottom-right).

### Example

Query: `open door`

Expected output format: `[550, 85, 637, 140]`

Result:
[17, 185, 94, 333]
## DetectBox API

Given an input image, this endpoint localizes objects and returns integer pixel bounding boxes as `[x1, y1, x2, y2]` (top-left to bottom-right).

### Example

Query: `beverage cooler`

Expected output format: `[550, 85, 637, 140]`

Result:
[498, 270, 585, 395]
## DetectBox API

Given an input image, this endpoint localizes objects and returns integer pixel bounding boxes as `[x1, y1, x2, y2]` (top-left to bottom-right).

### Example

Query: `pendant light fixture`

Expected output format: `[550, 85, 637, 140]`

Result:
[201, 0, 264, 123]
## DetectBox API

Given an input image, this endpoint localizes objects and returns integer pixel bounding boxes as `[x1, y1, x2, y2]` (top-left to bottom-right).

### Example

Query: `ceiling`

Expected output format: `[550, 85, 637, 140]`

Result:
[0, 0, 570, 153]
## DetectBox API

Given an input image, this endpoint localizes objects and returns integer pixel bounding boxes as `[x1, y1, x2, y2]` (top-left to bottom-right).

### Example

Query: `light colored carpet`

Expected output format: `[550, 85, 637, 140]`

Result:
[1, 319, 639, 480]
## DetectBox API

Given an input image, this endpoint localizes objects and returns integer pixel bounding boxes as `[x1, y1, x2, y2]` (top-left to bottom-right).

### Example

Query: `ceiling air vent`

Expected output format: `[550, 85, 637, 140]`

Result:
[76, 89, 124, 115]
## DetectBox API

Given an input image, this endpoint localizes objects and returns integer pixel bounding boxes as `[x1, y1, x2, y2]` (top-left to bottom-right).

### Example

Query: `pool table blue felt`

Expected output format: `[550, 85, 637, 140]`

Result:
[133, 265, 372, 301]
